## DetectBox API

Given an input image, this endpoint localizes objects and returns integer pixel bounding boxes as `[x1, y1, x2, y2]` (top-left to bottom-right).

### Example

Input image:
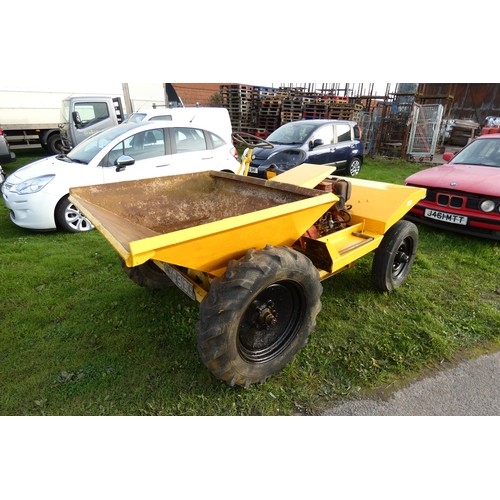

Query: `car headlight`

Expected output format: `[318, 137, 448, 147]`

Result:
[479, 199, 495, 213]
[13, 175, 55, 194]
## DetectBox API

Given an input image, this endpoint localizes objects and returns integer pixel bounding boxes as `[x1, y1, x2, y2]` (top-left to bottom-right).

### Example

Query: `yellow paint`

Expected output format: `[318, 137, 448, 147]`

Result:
[268, 163, 336, 188]
[346, 176, 426, 233]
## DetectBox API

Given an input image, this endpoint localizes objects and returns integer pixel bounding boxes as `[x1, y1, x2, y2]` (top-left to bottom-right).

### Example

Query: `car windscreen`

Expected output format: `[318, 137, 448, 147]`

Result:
[451, 138, 500, 168]
[67, 124, 139, 164]
[266, 122, 319, 145]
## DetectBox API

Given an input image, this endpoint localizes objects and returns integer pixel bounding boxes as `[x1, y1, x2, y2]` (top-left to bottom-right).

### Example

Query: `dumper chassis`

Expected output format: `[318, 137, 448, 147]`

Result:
[70, 164, 425, 388]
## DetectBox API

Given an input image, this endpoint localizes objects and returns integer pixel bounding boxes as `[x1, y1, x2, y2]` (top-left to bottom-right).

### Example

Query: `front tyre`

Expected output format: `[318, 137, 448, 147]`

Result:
[47, 133, 63, 155]
[372, 220, 419, 292]
[196, 246, 322, 387]
[55, 195, 94, 233]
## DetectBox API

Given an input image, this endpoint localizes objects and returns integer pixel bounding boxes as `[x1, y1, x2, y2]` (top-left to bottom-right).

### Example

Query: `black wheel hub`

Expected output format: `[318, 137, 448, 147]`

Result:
[253, 300, 278, 329]
[393, 239, 412, 277]
[238, 281, 305, 363]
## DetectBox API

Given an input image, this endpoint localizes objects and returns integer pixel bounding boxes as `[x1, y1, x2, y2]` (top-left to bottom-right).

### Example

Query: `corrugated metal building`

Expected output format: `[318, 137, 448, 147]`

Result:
[416, 83, 500, 123]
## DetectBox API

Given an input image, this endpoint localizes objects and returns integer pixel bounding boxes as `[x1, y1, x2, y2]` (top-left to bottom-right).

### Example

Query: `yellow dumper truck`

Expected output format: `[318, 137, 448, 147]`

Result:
[70, 164, 425, 387]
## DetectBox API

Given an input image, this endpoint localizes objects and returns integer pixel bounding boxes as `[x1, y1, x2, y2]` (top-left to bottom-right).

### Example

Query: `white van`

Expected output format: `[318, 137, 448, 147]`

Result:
[124, 107, 233, 145]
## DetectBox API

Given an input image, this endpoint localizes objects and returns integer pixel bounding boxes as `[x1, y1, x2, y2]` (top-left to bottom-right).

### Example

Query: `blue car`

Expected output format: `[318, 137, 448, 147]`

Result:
[247, 119, 363, 178]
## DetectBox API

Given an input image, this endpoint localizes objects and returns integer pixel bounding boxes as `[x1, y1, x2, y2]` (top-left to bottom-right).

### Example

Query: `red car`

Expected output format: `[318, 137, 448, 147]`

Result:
[405, 134, 500, 240]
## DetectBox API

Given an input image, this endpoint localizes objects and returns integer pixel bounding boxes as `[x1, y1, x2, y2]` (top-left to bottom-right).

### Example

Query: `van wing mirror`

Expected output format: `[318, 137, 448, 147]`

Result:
[72, 111, 82, 128]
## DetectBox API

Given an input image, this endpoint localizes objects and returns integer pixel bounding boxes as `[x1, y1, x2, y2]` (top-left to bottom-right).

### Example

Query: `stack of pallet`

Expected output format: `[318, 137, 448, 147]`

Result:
[257, 94, 283, 132]
[220, 84, 260, 132]
[281, 95, 304, 124]
[302, 99, 329, 120]
[220, 84, 365, 136]
[327, 99, 364, 121]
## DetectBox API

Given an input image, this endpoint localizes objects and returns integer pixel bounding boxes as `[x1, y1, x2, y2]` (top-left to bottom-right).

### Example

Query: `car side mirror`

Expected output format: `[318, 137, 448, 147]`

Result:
[115, 155, 135, 172]
[442, 152, 455, 162]
[72, 111, 82, 128]
[310, 138, 324, 149]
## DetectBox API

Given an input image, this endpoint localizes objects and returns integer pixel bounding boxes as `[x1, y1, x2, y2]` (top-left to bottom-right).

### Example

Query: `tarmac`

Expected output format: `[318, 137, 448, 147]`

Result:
[322, 350, 500, 416]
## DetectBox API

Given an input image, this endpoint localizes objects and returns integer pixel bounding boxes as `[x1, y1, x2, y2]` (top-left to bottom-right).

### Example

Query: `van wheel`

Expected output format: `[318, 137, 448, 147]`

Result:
[55, 195, 94, 233]
[47, 133, 63, 155]
[196, 246, 322, 387]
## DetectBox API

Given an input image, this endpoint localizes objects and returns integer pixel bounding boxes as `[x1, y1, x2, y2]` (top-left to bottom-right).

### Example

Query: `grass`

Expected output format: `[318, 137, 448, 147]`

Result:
[1, 150, 499, 415]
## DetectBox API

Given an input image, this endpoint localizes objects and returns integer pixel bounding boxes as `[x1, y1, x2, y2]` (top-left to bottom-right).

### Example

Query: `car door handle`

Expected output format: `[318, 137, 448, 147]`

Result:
[202, 156, 213, 160]
[330, 148, 336, 152]
[156, 164, 170, 168]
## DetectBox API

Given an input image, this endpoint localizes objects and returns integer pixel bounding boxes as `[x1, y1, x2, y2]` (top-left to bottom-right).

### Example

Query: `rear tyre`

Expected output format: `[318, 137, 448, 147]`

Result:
[122, 260, 173, 290]
[196, 246, 322, 387]
[372, 220, 419, 292]
[55, 195, 94, 233]
[347, 157, 362, 176]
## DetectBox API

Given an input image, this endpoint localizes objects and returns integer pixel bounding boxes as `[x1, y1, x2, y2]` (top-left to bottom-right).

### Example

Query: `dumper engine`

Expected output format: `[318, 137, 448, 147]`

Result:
[303, 177, 352, 239]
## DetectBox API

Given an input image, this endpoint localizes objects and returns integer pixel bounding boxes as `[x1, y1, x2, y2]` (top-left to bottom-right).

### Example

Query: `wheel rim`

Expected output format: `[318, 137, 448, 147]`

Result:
[237, 280, 306, 363]
[65, 203, 94, 232]
[350, 159, 361, 175]
[392, 237, 413, 279]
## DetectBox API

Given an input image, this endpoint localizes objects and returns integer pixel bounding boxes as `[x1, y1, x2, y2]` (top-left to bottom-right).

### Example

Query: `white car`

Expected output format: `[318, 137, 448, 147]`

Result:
[2, 121, 239, 233]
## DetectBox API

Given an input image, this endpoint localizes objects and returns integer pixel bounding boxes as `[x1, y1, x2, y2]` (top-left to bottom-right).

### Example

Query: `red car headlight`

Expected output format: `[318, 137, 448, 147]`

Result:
[480, 200, 495, 213]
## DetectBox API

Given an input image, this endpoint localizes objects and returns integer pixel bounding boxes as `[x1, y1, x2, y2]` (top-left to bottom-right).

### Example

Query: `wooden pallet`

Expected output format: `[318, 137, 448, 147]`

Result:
[303, 102, 329, 119]
[257, 116, 280, 130]
[281, 111, 303, 123]
[328, 107, 355, 120]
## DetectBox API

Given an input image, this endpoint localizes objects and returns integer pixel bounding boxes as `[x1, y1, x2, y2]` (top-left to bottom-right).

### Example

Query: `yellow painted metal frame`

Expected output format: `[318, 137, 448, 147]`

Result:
[236, 149, 252, 176]
[268, 163, 336, 188]
[346, 176, 426, 234]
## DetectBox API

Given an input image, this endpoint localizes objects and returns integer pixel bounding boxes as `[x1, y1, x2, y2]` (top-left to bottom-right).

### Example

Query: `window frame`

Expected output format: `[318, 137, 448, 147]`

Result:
[102, 127, 169, 167]
[335, 123, 353, 143]
[170, 126, 209, 154]
[74, 101, 111, 129]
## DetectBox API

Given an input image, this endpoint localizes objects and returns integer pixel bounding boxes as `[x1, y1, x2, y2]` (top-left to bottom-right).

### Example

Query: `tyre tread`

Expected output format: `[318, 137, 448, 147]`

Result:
[196, 246, 322, 387]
